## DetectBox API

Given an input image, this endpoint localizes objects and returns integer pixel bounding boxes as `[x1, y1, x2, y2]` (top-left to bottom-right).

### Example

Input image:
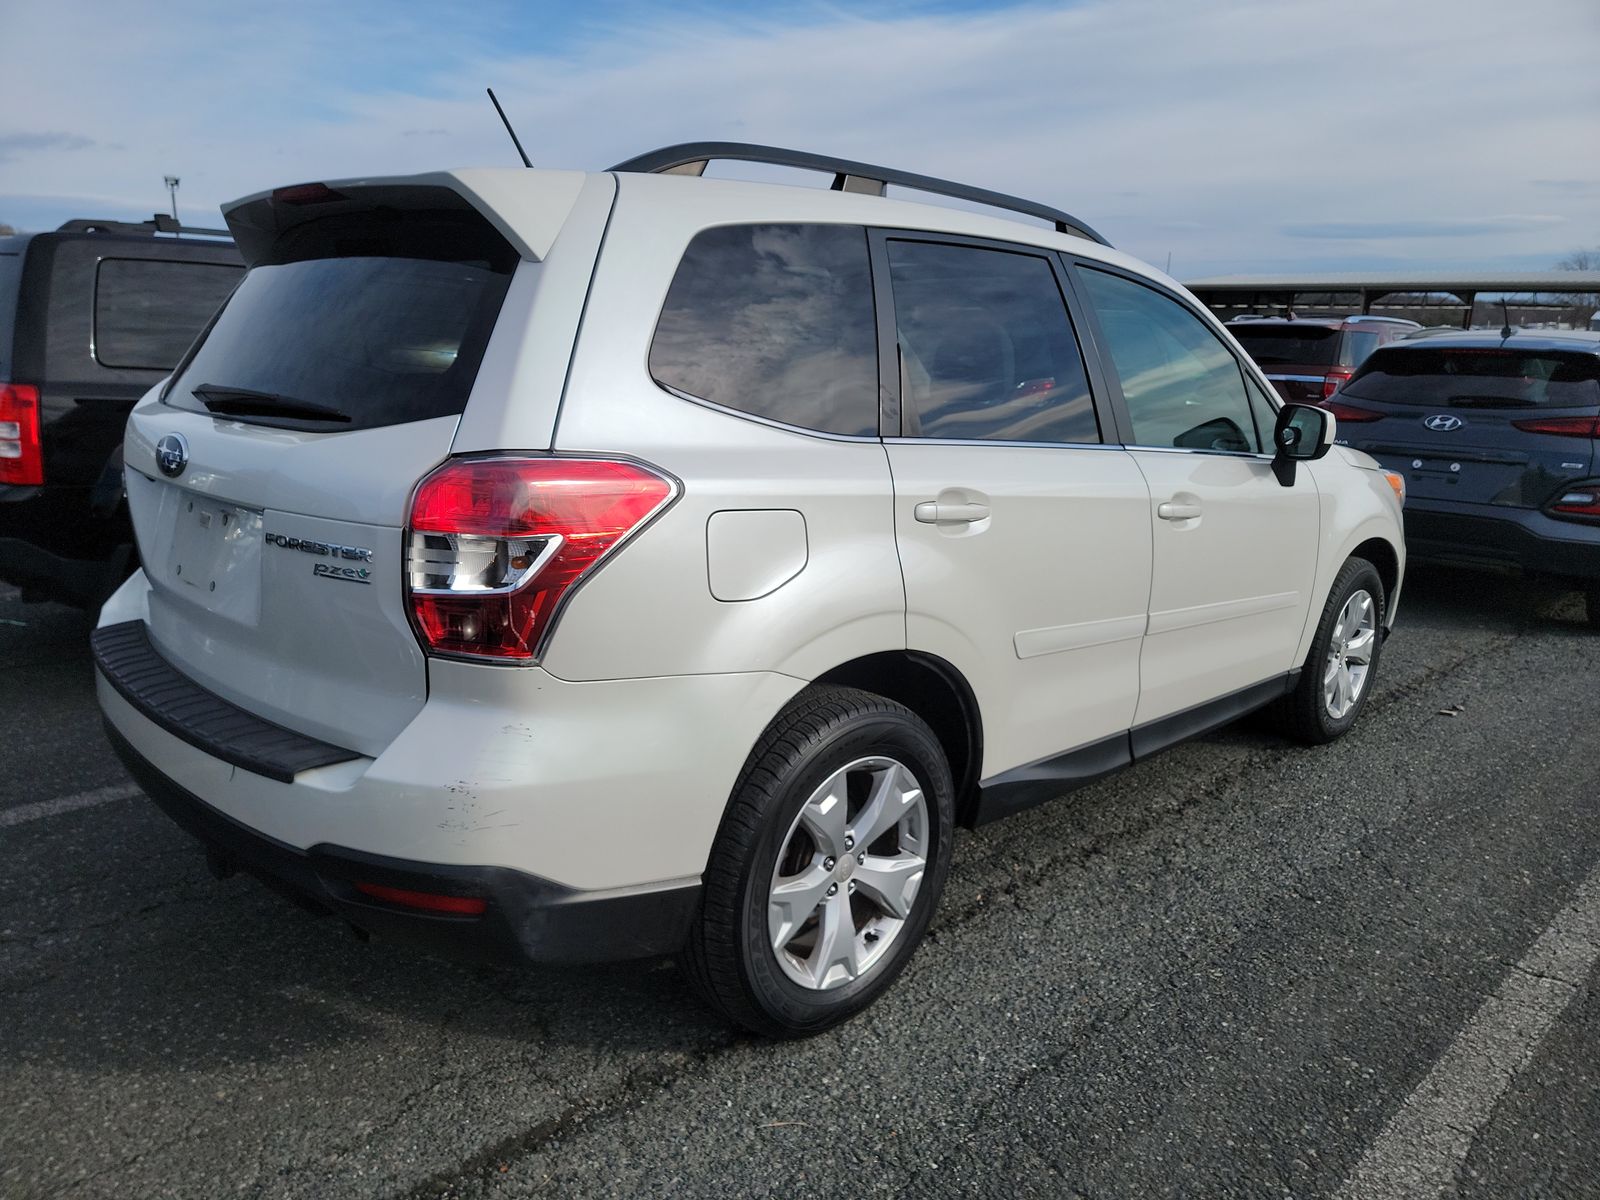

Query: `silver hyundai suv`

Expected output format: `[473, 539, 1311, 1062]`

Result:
[94, 144, 1406, 1036]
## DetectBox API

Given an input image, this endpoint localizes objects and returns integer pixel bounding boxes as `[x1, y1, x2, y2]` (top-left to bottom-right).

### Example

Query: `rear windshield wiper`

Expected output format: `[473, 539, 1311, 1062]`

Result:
[191, 383, 353, 424]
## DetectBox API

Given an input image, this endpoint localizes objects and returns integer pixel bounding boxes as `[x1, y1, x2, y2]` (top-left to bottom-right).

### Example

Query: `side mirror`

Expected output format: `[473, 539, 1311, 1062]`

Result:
[1271, 403, 1337, 487]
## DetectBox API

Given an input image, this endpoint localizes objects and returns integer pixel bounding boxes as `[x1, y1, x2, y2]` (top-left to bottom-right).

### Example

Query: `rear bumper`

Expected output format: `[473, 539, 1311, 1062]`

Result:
[0, 534, 131, 608]
[0, 481, 131, 607]
[1403, 502, 1600, 582]
[105, 719, 700, 964]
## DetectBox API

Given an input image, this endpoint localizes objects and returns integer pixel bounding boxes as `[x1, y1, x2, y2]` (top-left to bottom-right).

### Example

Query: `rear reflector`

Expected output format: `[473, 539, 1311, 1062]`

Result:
[1318, 400, 1383, 423]
[1552, 486, 1600, 520]
[353, 882, 488, 915]
[1512, 416, 1600, 438]
[406, 456, 677, 662]
[0, 383, 43, 485]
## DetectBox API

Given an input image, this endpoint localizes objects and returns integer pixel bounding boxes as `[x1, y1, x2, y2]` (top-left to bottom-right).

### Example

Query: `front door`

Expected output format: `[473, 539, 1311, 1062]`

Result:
[1073, 265, 1321, 727]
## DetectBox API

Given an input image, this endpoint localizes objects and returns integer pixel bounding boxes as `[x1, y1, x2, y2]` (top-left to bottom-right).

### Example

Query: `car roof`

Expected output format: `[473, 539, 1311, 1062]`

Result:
[1228, 315, 1418, 330]
[1382, 329, 1600, 355]
[228, 166, 1172, 291]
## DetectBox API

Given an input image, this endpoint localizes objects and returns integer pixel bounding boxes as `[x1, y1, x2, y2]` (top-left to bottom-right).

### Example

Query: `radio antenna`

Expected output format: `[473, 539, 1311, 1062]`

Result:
[486, 88, 533, 168]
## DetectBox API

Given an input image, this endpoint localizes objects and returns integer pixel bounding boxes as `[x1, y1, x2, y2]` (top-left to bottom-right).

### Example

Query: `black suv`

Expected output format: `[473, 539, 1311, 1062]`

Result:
[0, 217, 241, 606]
[1329, 329, 1600, 625]
[1227, 315, 1420, 404]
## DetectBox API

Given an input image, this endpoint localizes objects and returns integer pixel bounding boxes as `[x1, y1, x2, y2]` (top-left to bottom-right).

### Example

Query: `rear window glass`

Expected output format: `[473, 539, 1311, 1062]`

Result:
[887, 239, 1098, 443]
[94, 258, 243, 371]
[1344, 347, 1600, 409]
[166, 210, 516, 432]
[650, 224, 878, 437]
[1229, 325, 1339, 367]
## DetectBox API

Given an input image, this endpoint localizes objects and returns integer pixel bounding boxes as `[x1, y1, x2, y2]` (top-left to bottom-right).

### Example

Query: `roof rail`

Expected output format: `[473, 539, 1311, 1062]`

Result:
[1346, 315, 1421, 327]
[55, 214, 233, 239]
[608, 142, 1111, 247]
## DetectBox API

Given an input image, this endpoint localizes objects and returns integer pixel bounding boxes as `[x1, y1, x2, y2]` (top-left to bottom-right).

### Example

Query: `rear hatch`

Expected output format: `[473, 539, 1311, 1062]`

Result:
[121, 182, 542, 757]
[1229, 323, 1368, 403]
[1334, 342, 1600, 510]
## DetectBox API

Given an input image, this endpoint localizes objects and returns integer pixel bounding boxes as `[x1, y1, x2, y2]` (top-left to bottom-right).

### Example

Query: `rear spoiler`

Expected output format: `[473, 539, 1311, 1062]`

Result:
[221, 169, 589, 267]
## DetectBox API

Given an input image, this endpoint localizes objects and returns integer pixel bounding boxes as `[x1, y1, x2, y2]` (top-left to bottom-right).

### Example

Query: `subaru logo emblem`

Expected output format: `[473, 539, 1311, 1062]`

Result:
[155, 433, 189, 478]
[1423, 414, 1463, 432]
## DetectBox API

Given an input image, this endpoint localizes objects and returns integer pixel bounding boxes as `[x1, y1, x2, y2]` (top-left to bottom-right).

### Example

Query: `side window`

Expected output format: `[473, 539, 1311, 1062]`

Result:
[1077, 268, 1261, 454]
[886, 239, 1098, 444]
[94, 259, 243, 371]
[649, 224, 877, 436]
[1341, 329, 1380, 367]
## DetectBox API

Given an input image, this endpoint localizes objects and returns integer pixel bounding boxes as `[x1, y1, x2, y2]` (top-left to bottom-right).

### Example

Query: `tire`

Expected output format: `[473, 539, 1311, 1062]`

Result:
[1585, 585, 1600, 631]
[680, 685, 955, 1038]
[1270, 557, 1386, 745]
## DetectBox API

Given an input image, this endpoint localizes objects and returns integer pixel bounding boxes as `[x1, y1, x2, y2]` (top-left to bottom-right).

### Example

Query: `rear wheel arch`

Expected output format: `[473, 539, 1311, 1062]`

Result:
[812, 651, 983, 826]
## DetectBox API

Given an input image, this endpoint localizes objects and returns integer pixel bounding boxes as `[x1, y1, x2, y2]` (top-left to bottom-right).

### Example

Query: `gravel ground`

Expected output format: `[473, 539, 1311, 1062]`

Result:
[2, 565, 1597, 1199]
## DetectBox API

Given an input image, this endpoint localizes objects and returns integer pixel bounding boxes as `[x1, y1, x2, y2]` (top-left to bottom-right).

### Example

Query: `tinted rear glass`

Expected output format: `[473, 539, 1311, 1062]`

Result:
[650, 224, 877, 437]
[166, 210, 516, 432]
[1230, 325, 1339, 367]
[888, 240, 1098, 443]
[1344, 347, 1600, 409]
[95, 258, 243, 371]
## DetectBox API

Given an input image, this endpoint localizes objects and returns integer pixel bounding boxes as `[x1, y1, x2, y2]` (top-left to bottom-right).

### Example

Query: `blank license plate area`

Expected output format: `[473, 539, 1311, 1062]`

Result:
[166, 493, 263, 623]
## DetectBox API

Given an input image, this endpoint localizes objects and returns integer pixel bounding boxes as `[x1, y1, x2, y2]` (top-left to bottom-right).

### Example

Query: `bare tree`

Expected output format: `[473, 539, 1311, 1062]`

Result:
[0, 223, 14, 237]
[1553, 246, 1598, 326]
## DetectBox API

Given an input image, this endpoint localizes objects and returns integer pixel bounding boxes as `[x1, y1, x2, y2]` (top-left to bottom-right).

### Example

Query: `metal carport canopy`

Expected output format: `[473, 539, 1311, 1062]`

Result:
[1184, 271, 1600, 327]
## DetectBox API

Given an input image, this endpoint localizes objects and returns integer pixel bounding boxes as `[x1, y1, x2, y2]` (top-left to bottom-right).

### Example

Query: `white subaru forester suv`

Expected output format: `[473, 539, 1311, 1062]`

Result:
[95, 144, 1405, 1037]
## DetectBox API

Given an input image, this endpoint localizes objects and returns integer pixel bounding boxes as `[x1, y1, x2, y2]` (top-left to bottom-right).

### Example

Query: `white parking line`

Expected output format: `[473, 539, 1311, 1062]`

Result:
[0, 783, 143, 829]
[1337, 864, 1600, 1199]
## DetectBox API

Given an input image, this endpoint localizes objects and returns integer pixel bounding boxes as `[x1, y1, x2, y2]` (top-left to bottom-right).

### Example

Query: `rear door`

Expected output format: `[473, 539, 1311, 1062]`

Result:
[877, 232, 1151, 780]
[1337, 344, 1600, 510]
[122, 186, 558, 757]
[1073, 265, 1321, 729]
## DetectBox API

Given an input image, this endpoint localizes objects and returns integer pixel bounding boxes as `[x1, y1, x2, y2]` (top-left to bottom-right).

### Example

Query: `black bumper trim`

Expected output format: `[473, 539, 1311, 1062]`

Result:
[92, 620, 359, 783]
[1402, 506, 1600, 583]
[105, 721, 701, 964]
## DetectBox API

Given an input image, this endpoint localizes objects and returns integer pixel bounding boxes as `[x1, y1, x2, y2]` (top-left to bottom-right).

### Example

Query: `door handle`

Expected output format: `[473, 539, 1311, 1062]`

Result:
[914, 500, 990, 524]
[1157, 501, 1202, 521]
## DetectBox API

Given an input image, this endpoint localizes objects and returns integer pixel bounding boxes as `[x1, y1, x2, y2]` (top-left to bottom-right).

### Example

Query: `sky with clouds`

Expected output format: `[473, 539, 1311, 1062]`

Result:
[2, 0, 1596, 278]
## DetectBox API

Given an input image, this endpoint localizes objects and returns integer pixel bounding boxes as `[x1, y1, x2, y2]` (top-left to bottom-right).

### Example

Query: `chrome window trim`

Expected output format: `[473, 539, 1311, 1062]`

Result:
[881, 435, 1120, 451]
[1264, 374, 1325, 384]
[1126, 444, 1275, 462]
[654, 382, 882, 443]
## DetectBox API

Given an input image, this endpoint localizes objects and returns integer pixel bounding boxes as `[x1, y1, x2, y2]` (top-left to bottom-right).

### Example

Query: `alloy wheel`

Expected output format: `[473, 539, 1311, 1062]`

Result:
[1323, 588, 1377, 720]
[767, 756, 929, 991]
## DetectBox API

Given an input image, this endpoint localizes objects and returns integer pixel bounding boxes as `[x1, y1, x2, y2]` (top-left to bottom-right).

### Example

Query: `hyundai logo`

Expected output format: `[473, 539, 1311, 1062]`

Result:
[155, 433, 189, 478]
[1423, 414, 1464, 432]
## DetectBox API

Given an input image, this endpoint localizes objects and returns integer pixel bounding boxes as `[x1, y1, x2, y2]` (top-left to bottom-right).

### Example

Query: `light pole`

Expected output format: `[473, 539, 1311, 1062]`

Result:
[164, 176, 180, 221]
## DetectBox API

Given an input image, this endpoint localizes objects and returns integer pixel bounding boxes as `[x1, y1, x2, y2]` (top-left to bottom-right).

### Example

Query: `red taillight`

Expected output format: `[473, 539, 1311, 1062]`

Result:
[1319, 400, 1383, 423]
[0, 383, 43, 486]
[1512, 416, 1600, 438]
[406, 456, 676, 662]
[1322, 369, 1354, 399]
[353, 882, 488, 915]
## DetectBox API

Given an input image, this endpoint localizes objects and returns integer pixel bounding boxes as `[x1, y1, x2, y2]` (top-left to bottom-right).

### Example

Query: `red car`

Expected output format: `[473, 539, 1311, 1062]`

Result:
[1227, 315, 1419, 404]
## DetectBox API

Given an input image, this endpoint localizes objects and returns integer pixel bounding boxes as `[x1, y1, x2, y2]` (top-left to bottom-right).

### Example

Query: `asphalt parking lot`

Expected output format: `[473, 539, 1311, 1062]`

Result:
[3, 568, 1598, 1200]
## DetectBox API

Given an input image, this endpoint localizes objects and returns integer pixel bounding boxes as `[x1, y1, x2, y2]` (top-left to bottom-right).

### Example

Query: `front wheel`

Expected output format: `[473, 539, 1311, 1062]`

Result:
[1270, 557, 1386, 745]
[680, 686, 955, 1037]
